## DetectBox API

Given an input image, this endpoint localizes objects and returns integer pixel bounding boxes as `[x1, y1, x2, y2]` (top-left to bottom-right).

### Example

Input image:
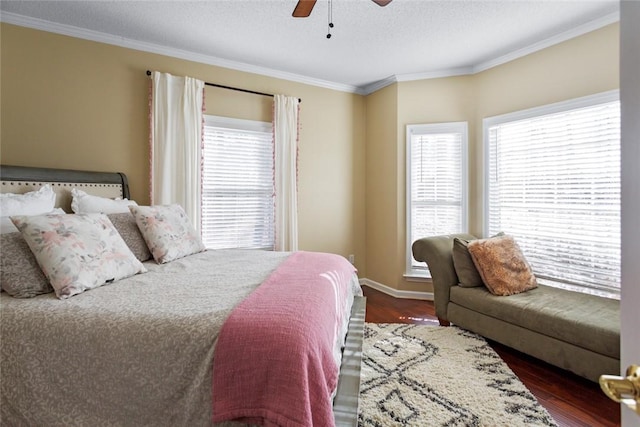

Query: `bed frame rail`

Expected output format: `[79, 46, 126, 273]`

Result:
[333, 295, 366, 426]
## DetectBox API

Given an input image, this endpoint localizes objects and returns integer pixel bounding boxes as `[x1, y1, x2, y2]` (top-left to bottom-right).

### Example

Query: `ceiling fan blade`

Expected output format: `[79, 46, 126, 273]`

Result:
[292, 0, 317, 17]
[372, 0, 392, 6]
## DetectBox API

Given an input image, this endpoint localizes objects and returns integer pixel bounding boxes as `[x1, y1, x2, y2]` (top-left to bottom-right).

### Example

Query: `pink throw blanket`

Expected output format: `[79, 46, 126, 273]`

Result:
[212, 251, 356, 427]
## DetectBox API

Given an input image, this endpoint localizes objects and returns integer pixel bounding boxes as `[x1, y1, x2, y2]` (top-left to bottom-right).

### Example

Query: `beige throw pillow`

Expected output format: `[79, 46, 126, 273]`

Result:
[107, 212, 152, 262]
[467, 234, 537, 296]
[0, 232, 54, 298]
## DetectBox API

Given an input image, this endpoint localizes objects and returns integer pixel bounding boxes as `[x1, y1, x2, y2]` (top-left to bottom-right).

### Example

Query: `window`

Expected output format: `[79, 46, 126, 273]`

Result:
[484, 91, 620, 298]
[202, 116, 274, 250]
[406, 122, 468, 276]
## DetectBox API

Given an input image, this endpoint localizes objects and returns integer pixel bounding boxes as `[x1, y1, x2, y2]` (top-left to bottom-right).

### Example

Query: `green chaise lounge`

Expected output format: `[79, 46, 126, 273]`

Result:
[412, 233, 620, 382]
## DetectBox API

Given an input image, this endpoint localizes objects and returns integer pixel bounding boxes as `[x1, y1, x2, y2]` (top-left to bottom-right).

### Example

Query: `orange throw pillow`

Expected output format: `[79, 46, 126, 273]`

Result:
[467, 235, 537, 296]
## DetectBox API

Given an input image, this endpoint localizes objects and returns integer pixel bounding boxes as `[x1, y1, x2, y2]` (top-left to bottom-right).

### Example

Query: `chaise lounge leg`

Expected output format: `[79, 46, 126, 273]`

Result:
[438, 317, 450, 326]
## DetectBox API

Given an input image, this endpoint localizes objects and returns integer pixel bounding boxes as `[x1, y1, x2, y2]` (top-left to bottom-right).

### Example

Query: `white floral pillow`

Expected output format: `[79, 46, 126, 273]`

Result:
[129, 204, 205, 264]
[1, 207, 65, 234]
[10, 213, 147, 299]
[71, 188, 138, 214]
[0, 185, 56, 217]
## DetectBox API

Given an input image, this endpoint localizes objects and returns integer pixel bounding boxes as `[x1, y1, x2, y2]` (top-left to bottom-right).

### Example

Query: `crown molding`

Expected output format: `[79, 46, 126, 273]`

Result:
[473, 11, 620, 74]
[0, 11, 361, 95]
[361, 11, 619, 93]
[390, 12, 620, 85]
[358, 75, 398, 95]
[395, 67, 474, 83]
[1, 10, 620, 96]
[358, 66, 473, 95]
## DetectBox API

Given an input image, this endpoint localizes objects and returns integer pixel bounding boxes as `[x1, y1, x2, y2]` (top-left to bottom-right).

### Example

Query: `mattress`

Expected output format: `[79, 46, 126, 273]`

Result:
[1, 249, 361, 426]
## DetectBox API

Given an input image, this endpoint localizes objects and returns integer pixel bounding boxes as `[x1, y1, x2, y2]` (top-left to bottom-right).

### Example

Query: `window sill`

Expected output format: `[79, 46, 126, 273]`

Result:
[403, 271, 431, 282]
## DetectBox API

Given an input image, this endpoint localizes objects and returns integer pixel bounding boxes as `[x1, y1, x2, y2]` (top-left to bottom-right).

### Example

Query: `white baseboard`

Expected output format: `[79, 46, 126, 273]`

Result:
[359, 278, 434, 301]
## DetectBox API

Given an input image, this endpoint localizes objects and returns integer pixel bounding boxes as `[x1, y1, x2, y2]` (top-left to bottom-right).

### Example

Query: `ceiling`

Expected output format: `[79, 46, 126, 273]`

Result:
[0, 0, 620, 94]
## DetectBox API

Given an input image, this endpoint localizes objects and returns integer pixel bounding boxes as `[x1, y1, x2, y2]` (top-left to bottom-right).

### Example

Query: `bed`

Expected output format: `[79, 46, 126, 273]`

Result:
[0, 165, 365, 427]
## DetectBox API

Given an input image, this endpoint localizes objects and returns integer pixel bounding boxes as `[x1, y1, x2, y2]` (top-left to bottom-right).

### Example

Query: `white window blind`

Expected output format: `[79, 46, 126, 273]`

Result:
[484, 92, 620, 297]
[202, 116, 275, 250]
[407, 122, 468, 274]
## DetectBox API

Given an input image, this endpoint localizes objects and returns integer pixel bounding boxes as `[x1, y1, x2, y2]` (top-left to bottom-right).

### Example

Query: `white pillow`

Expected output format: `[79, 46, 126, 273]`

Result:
[129, 204, 205, 264]
[0, 185, 56, 217]
[1, 208, 66, 234]
[71, 188, 138, 214]
[11, 213, 147, 299]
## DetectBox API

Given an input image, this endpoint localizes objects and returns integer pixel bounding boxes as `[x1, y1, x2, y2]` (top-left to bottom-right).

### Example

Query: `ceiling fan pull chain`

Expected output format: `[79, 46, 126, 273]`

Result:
[327, 0, 334, 39]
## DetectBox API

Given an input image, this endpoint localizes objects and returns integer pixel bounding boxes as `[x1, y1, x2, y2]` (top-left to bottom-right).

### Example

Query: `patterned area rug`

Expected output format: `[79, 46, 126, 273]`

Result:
[358, 323, 558, 427]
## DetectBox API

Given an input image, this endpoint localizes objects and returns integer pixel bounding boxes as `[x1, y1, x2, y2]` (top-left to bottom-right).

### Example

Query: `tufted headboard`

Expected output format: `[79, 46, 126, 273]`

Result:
[0, 165, 130, 213]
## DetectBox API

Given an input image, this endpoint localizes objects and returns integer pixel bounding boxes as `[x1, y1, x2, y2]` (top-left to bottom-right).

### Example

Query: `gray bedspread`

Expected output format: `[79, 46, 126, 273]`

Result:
[1, 249, 292, 427]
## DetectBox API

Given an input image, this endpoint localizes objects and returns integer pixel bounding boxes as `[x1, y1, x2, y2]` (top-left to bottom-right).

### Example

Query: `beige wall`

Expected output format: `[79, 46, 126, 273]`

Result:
[472, 23, 620, 233]
[0, 22, 620, 293]
[364, 23, 620, 293]
[0, 23, 367, 271]
[364, 84, 398, 287]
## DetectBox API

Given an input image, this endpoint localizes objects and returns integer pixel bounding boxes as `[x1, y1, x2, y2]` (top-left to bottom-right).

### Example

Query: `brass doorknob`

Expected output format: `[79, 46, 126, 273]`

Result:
[599, 364, 640, 415]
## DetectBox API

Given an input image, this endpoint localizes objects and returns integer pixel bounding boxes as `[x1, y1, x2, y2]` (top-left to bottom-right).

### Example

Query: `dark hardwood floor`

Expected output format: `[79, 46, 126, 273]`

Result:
[362, 285, 621, 427]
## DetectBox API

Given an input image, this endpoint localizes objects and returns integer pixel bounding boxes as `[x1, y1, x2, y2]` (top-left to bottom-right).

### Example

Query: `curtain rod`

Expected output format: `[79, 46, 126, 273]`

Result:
[146, 71, 301, 103]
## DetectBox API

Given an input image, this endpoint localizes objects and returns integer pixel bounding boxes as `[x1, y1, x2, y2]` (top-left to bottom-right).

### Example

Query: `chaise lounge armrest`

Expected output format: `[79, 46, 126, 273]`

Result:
[412, 233, 476, 323]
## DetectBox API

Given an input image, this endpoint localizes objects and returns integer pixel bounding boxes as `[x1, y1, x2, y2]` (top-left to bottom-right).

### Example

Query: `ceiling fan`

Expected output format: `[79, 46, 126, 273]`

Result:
[292, 0, 392, 18]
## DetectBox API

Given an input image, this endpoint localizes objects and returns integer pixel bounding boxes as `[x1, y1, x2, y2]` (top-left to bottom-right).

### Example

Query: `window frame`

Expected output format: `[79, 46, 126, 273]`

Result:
[202, 114, 275, 250]
[482, 89, 621, 297]
[405, 121, 469, 278]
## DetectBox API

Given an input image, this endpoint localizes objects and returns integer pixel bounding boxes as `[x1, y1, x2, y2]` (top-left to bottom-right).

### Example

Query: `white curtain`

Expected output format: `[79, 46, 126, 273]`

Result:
[150, 71, 205, 233]
[273, 95, 300, 252]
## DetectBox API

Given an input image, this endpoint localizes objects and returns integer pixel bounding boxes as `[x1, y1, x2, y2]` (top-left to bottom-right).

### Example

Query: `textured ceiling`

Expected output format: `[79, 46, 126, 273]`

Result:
[0, 0, 620, 93]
